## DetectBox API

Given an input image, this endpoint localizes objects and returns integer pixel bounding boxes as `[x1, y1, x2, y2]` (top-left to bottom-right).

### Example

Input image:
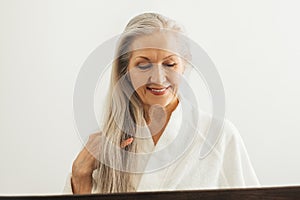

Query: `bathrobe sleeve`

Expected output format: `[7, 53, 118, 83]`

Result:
[219, 119, 260, 188]
[62, 170, 99, 194]
[62, 173, 73, 194]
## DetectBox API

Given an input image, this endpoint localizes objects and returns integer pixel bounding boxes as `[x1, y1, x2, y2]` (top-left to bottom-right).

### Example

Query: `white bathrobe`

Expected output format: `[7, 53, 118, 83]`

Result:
[63, 102, 260, 194]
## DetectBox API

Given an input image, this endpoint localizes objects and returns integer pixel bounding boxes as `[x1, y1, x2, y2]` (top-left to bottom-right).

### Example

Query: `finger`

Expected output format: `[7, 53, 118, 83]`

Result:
[120, 137, 134, 149]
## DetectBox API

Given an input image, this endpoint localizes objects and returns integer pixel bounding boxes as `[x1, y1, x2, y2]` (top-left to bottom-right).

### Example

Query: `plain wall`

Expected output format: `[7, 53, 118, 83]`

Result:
[0, 0, 299, 195]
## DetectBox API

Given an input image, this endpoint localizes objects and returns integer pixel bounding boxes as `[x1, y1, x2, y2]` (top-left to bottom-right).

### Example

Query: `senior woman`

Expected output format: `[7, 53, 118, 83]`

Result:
[64, 12, 260, 194]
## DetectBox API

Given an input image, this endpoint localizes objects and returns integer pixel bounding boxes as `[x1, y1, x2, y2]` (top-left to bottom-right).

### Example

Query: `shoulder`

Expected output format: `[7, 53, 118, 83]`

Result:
[196, 110, 240, 139]
[195, 110, 244, 158]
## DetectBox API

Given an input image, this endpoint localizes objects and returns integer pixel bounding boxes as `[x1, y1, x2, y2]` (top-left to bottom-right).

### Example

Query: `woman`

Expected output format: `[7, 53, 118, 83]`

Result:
[64, 12, 260, 194]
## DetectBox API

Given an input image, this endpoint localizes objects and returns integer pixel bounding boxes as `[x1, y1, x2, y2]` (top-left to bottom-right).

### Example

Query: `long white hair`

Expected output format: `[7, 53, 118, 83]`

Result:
[95, 12, 189, 193]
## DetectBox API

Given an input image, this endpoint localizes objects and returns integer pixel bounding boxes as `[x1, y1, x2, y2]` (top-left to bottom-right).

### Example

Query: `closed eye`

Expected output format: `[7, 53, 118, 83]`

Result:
[137, 63, 152, 70]
[163, 63, 176, 67]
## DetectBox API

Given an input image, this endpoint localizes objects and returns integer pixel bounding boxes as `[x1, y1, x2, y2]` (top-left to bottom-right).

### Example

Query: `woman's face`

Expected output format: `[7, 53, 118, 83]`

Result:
[127, 32, 185, 108]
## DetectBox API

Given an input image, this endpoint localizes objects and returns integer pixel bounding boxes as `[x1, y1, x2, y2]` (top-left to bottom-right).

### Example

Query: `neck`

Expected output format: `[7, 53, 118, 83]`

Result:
[143, 98, 179, 145]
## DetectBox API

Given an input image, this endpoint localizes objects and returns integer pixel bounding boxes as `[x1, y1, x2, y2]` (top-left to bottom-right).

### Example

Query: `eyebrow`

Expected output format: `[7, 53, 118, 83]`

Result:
[134, 54, 176, 61]
[135, 56, 151, 61]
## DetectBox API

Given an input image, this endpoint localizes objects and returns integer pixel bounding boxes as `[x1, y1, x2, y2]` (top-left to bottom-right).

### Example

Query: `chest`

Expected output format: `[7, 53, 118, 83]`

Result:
[136, 148, 223, 191]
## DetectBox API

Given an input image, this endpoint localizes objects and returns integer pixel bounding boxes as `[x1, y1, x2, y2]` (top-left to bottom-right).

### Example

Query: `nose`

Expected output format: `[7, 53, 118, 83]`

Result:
[149, 64, 167, 84]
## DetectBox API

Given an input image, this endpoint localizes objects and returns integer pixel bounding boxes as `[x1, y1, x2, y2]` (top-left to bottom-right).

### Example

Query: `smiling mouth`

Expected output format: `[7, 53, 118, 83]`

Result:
[146, 86, 171, 95]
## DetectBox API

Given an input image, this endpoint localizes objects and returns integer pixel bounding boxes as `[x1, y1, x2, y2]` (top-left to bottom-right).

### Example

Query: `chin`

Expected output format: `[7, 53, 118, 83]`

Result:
[146, 99, 173, 108]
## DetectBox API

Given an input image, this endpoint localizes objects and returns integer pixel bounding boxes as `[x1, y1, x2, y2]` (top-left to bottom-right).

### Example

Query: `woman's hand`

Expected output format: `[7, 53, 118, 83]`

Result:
[71, 133, 133, 194]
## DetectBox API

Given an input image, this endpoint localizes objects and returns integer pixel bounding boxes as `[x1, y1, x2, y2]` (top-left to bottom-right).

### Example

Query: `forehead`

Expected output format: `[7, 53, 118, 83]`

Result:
[130, 48, 178, 61]
[130, 31, 181, 55]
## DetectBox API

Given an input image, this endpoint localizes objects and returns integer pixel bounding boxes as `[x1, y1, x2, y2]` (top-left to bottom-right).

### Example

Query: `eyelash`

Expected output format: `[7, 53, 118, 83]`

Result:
[137, 63, 152, 70]
[164, 63, 176, 67]
[137, 63, 176, 70]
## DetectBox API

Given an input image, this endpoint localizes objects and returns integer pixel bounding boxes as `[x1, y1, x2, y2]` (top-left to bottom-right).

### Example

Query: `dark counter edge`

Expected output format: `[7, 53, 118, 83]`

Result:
[1, 185, 300, 200]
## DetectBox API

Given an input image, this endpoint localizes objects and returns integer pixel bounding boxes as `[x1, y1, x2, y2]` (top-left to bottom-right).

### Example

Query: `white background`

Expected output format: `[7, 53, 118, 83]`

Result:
[0, 0, 300, 195]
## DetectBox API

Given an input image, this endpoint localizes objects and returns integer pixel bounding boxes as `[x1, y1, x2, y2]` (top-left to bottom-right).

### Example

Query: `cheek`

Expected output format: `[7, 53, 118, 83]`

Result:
[128, 69, 150, 91]
[172, 63, 185, 85]
[135, 86, 147, 103]
[129, 74, 148, 100]
[166, 70, 183, 87]
[136, 87, 146, 97]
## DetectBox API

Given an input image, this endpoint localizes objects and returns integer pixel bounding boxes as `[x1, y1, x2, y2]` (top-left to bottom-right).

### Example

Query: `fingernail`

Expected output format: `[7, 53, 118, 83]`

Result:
[127, 137, 134, 143]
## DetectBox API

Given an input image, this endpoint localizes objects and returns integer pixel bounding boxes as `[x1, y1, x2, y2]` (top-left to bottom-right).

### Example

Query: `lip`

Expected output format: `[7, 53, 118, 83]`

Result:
[146, 86, 171, 96]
